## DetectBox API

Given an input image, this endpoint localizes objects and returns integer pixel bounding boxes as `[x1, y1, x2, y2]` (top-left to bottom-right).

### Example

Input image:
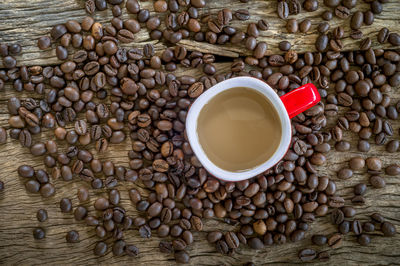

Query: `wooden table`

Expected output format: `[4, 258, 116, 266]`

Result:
[0, 0, 399, 265]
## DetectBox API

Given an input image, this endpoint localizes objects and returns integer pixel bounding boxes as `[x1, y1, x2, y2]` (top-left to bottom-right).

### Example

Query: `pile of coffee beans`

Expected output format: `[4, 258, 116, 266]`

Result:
[0, 0, 399, 264]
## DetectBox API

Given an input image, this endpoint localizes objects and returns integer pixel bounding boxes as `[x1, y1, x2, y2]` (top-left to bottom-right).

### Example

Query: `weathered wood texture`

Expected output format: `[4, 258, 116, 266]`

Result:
[1, 0, 400, 68]
[0, 0, 400, 265]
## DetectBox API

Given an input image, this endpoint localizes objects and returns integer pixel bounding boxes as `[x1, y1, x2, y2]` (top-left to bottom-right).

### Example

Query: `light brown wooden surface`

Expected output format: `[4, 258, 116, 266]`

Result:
[1, 0, 400, 67]
[0, 0, 400, 265]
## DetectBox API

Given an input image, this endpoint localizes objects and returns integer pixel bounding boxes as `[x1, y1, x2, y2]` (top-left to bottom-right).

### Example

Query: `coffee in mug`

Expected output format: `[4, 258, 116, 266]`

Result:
[186, 77, 320, 182]
[197, 87, 282, 172]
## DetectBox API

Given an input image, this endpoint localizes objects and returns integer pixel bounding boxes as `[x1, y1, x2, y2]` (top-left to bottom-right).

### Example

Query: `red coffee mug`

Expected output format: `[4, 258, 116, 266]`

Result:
[186, 77, 320, 182]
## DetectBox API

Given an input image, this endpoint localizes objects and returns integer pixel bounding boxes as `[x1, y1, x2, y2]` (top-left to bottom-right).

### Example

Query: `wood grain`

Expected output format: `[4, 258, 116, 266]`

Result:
[1, 0, 400, 67]
[0, 0, 400, 265]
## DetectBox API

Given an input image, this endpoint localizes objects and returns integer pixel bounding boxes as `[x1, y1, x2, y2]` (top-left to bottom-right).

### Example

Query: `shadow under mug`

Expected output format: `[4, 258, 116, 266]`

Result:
[186, 77, 321, 182]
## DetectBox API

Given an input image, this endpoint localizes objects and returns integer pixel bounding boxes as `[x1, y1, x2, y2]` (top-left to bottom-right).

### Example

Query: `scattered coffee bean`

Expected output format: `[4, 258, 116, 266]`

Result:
[381, 222, 396, 236]
[2, 2, 399, 261]
[371, 213, 385, 223]
[94, 241, 107, 256]
[36, 209, 48, 222]
[385, 164, 400, 176]
[358, 234, 370, 246]
[126, 245, 139, 257]
[66, 230, 80, 243]
[363, 222, 375, 232]
[60, 198, 73, 213]
[33, 227, 46, 239]
[349, 157, 365, 170]
[327, 233, 343, 248]
[369, 175, 385, 188]
[174, 250, 190, 263]
[366, 157, 382, 171]
[298, 248, 317, 261]
[354, 183, 367, 195]
[311, 235, 327, 246]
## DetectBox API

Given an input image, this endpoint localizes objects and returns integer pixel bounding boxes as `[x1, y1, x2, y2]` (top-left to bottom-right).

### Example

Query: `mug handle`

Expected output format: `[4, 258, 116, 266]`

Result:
[280, 83, 321, 119]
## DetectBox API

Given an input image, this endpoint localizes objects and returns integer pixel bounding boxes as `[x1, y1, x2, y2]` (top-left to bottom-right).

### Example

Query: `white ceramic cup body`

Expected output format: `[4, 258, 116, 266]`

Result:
[186, 77, 292, 182]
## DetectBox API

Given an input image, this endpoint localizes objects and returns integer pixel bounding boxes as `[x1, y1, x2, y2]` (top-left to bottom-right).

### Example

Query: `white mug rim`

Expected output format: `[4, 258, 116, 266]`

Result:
[186, 77, 292, 182]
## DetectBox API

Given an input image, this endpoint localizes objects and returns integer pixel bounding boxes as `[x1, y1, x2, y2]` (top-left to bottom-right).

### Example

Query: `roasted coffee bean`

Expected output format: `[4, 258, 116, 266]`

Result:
[235, 9, 250, 21]
[351, 11, 363, 30]
[286, 19, 298, 33]
[112, 240, 126, 256]
[337, 168, 353, 179]
[356, 234, 370, 246]
[188, 82, 204, 98]
[386, 164, 400, 176]
[38, 36, 51, 50]
[174, 251, 190, 263]
[60, 198, 73, 213]
[225, 231, 239, 249]
[381, 222, 396, 236]
[159, 241, 173, 253]
[342, 207, 356, 218]
[354, 183, 367, 195]
[40, 183, 55, 198]
[364, 10, 374, 25]
[369, 175, 385, 188]
[339, 221, 350, 235]
[311, 235, 327, 246]
[366, 157, 382, 171]
[77, 187, 89, 202]
[291, 230, 305, 242]
[51, 24, 67, 40]
[25, 180, 40, 193]
[126, 0, 140, 13]
[329, 196, 345, 208]
[207, 231, 223, 243]
[254, 42, 268, 59]
[360, 37, 371, 50]
[66, 230, 80, 243]
[349, 157, 365, 170]
[298, 248, 317, 262]
[378, 28, 390, 43]
[315, 34, 329, 52]
[33, 227, 46, 239]
[327, 233, 343, 248]
[335, 141, 350, 152]
[94, 197, 109, 210]
[352, 195, 365, 205]
[352, 220, 363, 235]
[371, 213, 385, 223]
[277, 1, 289, 19]
[335, 6, 350, 19]
[258, 19, 269, 30]
[299, 19, 311, 33]
[358, 140, 370, 152]
[36, 209, 48, 222]
[94, 241, 107, 256]
[0, 128, 6, 144]
[304, 0, 318, 11]
[363, 222, 375, 232]
[126, 245, 139, 257]
[331, 209, 344, 225]
[191, 216, 203, 231]
[139, 225, 151, 238]
[248, 237, 264, 249]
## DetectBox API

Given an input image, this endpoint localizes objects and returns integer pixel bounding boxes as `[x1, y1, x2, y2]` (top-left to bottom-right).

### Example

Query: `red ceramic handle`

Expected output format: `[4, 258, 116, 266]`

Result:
[280, 83, 321, 119]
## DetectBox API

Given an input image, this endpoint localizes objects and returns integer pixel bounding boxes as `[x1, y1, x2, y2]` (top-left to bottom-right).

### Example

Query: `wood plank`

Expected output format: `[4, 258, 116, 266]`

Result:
[1, 0, 400, 67]
[0, 61, 399, 265]
[0, 0, 400, 265]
